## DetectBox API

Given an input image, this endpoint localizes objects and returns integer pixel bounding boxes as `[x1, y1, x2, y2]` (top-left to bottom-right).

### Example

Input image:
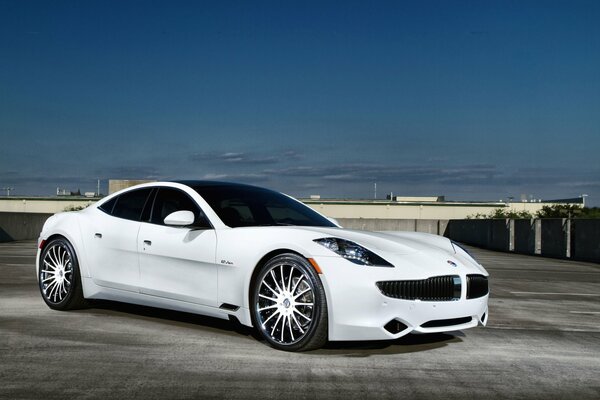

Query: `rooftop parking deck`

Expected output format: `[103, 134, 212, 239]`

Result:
[1, 241, 599, 399]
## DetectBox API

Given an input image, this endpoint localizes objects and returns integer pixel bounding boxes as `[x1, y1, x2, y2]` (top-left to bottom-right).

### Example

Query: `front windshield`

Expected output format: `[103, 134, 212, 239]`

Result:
[191, 184, 337, 228]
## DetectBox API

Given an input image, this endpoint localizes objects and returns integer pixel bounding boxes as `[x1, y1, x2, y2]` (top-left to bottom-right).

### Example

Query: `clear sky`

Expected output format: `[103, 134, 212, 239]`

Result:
[1, 1, 599, 205]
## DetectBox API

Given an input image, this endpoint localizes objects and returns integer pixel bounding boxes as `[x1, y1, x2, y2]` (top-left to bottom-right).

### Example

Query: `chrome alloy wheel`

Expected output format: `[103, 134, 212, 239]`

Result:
[256, 261, 315, 345]
[40, 242, 74, 304]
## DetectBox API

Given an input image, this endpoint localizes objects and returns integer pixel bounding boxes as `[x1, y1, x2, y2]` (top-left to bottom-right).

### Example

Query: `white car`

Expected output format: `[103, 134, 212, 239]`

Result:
[36, 181, 489, 351]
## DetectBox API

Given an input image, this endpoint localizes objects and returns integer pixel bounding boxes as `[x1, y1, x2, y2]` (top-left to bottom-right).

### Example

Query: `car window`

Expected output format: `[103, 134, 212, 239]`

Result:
[191, 185, 336, 228]
[98, 197, 117, 214]
[150, 188, 210, 228]
[111, 188, 153, 221]
[218, 199, 256, 226]
[266, 202, 315, 225]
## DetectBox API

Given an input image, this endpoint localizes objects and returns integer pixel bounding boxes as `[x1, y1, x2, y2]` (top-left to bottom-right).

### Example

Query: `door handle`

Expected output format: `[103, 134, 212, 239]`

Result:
[94, 233, 102, 238]
[143, 240, 152, 246]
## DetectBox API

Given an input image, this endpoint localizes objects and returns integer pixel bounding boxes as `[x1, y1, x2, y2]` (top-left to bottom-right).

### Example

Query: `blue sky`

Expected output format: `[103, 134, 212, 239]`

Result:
[1, 1, 599, 204]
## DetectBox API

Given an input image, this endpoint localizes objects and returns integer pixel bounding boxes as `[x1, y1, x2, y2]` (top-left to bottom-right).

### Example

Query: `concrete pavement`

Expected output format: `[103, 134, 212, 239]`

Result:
[1, 241, 599, 399]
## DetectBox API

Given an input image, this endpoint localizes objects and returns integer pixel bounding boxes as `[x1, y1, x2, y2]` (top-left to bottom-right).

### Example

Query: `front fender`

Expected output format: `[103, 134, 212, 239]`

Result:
[37, 212, 89, 278]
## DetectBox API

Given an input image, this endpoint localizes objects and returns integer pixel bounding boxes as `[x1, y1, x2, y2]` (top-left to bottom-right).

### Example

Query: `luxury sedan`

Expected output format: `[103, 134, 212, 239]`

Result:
[36, 181, 489, 351]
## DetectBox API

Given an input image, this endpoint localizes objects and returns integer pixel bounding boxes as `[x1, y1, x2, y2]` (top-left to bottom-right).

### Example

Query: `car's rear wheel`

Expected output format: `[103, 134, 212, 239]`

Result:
[251, 253, 328, 351]
[39, 238, 88, 310]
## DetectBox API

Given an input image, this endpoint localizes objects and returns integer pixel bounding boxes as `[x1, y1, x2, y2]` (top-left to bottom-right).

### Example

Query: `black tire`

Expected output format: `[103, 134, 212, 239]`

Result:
[38, 237, 88, 310]
[251, 253, 328, 351]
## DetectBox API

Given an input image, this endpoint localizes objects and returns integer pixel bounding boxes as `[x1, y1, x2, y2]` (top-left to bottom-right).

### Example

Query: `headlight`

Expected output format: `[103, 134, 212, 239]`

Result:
[314, 238, 393, 267]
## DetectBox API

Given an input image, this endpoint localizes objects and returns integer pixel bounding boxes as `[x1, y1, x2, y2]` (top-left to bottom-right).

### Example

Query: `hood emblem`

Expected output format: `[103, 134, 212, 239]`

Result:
[447, 260, 458, 268]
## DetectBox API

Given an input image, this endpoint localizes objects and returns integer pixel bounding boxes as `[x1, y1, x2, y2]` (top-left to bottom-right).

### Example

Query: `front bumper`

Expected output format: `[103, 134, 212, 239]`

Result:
[314, 256, 489, 341]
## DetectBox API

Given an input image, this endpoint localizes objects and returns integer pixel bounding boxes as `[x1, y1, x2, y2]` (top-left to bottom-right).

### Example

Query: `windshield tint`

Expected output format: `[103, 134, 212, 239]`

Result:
[190, 185, 336, 228]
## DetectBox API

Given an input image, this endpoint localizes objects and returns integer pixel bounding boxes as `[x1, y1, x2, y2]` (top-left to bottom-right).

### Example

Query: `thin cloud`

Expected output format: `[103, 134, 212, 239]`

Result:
[100, 166, 161, 179]
[200, 173, 269, 183]
[190, 151, 280, 165]
[268, 163, 498, 184]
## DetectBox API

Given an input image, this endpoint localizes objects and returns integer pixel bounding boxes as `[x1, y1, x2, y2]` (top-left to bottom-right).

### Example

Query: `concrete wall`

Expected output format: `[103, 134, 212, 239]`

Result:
[540, 219, 568, 259]
[571, 219, 600, 263]
[336, 218, 448, 235]
[0, 212, 52, 242]
[305, 200, 572, 220]
[446, 218, 599, 263]
[0, 198, 98, 214]
[514, 219, 537, 254]
[1, 211, 598, 263]
[444, 219, 490, 248]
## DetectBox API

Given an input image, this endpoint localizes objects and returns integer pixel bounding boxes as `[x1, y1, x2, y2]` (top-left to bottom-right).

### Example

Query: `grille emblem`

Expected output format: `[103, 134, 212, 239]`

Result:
[447, 260, 457, 267]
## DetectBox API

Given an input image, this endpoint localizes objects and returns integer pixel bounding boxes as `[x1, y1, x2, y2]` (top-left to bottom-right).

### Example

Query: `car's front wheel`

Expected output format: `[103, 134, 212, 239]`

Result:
[251, 253, 328, 351]
[39, 237, 88, 310]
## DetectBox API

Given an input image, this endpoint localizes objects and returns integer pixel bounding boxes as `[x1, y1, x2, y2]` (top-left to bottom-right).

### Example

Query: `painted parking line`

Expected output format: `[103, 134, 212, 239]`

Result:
[569, 311, 600, 315]
[510, 291, 600, 296]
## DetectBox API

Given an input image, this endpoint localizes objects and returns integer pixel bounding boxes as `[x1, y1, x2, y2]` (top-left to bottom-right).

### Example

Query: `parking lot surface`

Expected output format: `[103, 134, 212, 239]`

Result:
[1, 240, 599, 399]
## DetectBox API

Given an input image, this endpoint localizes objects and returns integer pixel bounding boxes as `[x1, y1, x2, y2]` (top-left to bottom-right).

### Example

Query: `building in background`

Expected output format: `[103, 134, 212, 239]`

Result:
[0, 192, 584, 219]
[108, 179, 156, 195]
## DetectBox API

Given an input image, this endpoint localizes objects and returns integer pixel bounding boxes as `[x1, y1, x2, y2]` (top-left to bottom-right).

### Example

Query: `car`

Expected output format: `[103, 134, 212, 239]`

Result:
[36, 180, 489, 351]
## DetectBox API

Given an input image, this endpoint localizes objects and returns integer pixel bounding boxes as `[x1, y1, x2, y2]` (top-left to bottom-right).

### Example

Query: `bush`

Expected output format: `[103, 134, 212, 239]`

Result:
[63, 204, 91, 212]
[467, 208, 534, 219]
[536, 205, 600, 219]
[467, 205, 600, 219]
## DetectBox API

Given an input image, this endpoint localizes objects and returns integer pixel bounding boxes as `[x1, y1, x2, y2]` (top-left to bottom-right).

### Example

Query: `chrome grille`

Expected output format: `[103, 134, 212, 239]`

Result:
[376, 275, 461, 301]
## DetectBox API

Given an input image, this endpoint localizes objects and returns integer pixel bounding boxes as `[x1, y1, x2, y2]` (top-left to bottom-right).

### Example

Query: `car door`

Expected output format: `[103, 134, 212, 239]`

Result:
[138, 187, 218, 307]
[84, 187, 154, 292]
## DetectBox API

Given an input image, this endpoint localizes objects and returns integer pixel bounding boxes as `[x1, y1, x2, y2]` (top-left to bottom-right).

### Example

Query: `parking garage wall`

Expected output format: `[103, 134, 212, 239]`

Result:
[338, 218, 598, 263]
[0, 212, 52, 242]
[1, 213, 598, 263]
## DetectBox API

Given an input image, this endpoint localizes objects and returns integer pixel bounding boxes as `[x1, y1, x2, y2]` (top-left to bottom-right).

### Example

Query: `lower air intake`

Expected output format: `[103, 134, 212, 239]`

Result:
[421, 317, 472, 328]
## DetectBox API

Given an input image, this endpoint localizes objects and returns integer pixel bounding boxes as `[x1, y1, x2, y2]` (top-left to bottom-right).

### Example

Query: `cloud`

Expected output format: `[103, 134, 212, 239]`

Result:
[557, 181, 600, 189]
[98, 166, 162, 179]
[200, 173, 269, 183]
[267, 163, 498, 184]
[190, 151, 280, 165]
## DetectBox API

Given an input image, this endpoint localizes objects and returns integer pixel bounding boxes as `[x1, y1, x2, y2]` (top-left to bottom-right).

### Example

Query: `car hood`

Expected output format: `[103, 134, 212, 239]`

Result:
[220, 225, 487, 277]
[298, 226, 453, 255]
[290, 226, 487, 276]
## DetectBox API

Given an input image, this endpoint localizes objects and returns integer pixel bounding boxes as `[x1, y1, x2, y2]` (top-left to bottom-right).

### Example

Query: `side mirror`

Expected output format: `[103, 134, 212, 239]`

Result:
[164, 210, 195, 227]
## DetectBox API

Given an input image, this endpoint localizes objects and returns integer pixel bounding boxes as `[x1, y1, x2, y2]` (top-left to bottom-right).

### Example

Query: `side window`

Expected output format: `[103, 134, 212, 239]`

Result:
[150, 188, 210, 228]
[98, 197, 117, 214]
[218, 199, 255, 226]
[111, 188, 153, 221]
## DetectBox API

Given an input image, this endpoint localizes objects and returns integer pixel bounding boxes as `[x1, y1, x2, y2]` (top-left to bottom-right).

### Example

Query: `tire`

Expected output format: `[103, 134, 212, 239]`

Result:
[251, 253, 328, 351]
[38, 237, 88, 310]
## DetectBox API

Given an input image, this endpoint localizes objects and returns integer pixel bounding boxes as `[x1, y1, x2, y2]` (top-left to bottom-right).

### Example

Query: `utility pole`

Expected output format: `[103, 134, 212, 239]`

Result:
[374, 182, 377, 199]
[97, 179, 101, 197]
[1, 187, 14, 196]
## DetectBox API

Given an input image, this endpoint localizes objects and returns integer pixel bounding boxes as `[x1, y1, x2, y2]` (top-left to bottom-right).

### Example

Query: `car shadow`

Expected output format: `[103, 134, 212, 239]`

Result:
[86, 300, 463, 355]
[315, 332, 463, 356]
[88, 300, 255, 338]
